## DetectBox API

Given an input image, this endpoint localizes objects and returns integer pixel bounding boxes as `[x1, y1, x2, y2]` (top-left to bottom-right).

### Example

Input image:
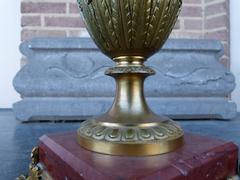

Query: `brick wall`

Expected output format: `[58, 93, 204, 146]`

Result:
[21, 0, 230, 67]
[204, 0, 230, 67]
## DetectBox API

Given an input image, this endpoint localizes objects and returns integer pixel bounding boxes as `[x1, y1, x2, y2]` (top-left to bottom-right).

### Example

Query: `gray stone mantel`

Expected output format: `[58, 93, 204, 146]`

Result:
[13, 37, 237, 121]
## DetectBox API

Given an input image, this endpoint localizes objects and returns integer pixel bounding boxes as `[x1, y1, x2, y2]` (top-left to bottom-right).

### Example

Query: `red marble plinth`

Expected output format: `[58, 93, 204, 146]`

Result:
[39, 132, 238, 180]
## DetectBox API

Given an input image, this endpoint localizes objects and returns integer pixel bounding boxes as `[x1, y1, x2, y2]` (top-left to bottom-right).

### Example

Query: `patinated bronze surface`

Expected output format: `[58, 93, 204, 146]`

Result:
[76, 0, 184, 156]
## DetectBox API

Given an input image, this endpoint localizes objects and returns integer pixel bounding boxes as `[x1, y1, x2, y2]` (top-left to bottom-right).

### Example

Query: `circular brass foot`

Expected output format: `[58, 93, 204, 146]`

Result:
[77, 118, 184, 156]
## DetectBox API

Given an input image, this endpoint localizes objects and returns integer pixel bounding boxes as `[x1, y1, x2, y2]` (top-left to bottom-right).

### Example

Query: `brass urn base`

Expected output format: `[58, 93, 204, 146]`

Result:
[77, 64, 184, 156]
[77, 117, 184, 156]
[77, 0, 184, 156]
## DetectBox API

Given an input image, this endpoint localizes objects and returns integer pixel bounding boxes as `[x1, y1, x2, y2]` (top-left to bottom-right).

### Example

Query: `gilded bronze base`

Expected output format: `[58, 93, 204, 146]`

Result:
[77, 117, 184, 156]
[77, 65, 184, 156]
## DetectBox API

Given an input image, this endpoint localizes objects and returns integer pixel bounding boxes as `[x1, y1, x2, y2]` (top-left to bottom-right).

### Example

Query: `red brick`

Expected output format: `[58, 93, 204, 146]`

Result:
[21, 16, 41, 27]
[184, 19, 202, 30]
[69, 3, 80, 14]
[205, 2, 227, 16]
[183, 0, 202, 4]
[205, 15, 228, 29]
[44, 16, 85, 28]
[180, 6, 203, 17]
[21, 29, 66, 41]
[21, 2, 66, 14]
[205, 29, 229, 41]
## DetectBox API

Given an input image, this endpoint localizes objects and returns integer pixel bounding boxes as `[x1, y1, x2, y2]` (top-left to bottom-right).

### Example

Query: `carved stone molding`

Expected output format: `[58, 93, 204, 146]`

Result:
[13, 38, 237, 121]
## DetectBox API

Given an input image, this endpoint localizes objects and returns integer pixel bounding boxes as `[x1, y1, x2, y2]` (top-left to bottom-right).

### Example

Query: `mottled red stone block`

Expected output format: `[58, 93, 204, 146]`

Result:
[39, 132, 238, 180]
